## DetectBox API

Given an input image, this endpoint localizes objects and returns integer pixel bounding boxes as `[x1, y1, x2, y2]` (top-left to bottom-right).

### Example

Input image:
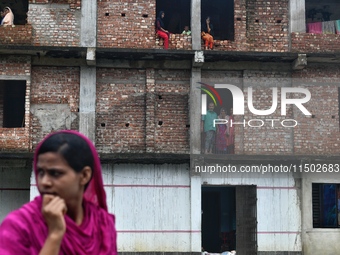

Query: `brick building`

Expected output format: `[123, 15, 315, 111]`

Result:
[1, 0, 340, 254]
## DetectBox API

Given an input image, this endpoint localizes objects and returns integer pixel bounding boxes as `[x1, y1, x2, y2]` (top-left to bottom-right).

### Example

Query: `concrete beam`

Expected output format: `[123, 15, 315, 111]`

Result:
[292, 54, 307, 70]
[86, 47, 96, 66]
[79, 66, 96, 143]
[192, 51, 204, 67]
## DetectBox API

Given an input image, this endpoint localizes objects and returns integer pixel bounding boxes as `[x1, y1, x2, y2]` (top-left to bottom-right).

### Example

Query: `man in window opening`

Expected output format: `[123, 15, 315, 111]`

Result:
[201, 16, 214, 50]
[155, 11, 170, 49]
[201, 102, 218, 154]
[1, 7, 14, 26]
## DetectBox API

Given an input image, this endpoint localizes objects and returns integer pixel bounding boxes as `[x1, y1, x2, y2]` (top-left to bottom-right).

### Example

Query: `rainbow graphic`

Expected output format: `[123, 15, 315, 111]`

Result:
[197, 82, 223, 107]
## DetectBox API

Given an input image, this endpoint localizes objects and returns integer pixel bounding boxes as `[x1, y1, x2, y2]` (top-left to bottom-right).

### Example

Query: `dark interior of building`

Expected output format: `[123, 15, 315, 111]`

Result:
[202, 186, 236, 253]
[0, 80, 26, 128]
[0, 0, 28, 25]
[156, 0, 234, 40]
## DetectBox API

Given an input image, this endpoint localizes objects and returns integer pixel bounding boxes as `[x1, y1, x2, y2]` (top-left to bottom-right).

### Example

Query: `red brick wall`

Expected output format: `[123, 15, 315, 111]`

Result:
[29, 0, 80, 9]
[201, 69, 340, 156]
[0, 56, 31, 152]
[96, 68, 147, 153]
[97, 0, 155, 48]
[242, 71, 293, 155]
[215, 0, 289, 52]
[30, 66, 80, 149]
[154, 69, 190, 153]
[0, 25, 33, 45]
[95, 68, 190, 153]
[27, 4, 80, 46]
[293, 64, 340, 155]
[291, 32, 340, 53]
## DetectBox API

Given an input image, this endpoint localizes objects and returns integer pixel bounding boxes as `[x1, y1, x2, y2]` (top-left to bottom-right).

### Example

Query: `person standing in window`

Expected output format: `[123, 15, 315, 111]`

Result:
[155, 11, 170, 49]
[215, 107, 228, 154]
[1, 7, 14, 26]
[226, 108, 235, 154]
[201, 102, 218, 154]
[201, 16, 214, 50]
[0, 130, 117, 255]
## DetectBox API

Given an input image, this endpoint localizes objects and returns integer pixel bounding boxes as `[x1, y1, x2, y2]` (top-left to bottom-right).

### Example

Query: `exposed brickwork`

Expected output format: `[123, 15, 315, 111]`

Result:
[97, 0, 155, 48]
[291, 32, 340, 53]
[0, 25, 33, 45]
[155, 34, 192, 50]
[96, 68, 147, 153]
[293, 64, 340, 155]
[27, 4, 80, 46]
[154, 70, 190, 153]
[214, 0, 289, 52]
[242, 71, 293, 155]
[30, 66, 80, 149]
[28, 0, 81, 9]
[0, 56, 31, 76]
[245, 0, 289, 52]
[95, 68, 190, 154]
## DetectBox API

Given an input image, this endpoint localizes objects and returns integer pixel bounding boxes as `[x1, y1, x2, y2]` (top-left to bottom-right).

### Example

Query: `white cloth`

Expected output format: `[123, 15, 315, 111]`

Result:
[2, 7, 14, 26]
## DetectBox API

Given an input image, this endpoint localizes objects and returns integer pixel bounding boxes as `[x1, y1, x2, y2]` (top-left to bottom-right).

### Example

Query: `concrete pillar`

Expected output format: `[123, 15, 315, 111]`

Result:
[79, 66, 96, 143]
[290, 0, 306, 33]
[189, 67, 202, 252]
[191, 0, 201, 50]
[190, 175, 201, 252]
[81, 0, 97, 47]
[145, 69, 156, 153]
[190, 68, 202, 154]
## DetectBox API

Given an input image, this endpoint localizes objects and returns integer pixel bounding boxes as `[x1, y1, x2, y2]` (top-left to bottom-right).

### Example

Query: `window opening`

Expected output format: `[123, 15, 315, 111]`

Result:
[202, 186, 257, 253]
[0, 80, 26, 128]
[0, 1, 28, 25]
[201, 0, 234, 40]
[156, 0, 191, 34]
[305, 0, 340, 34]
[312, 183, 340, 228]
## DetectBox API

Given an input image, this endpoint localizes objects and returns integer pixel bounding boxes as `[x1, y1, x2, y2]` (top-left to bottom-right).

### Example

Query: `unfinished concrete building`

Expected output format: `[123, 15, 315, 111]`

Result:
[1, 0, 340, 254]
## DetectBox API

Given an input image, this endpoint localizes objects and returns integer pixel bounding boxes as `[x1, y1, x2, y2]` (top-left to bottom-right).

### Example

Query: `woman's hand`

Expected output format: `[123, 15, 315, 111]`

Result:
[42, 194, 67, 238]
[39, 195, 67, 255]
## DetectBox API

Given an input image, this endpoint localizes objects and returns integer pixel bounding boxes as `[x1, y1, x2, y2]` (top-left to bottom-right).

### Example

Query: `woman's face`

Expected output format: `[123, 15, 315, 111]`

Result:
[36, 152, 85, 206]
[161, 12, 165, 18]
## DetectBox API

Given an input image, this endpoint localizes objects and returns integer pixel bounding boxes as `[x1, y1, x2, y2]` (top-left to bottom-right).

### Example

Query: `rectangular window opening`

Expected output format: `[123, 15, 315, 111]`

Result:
[0, 80, 26, 128]
[306, 0, 340, 34]
[202, 185, 257, 253]
[312, 183, 340, 228]
[156, 0, 191, 34]
[201, 0, 234, 40]
[3, 1, 28, 25]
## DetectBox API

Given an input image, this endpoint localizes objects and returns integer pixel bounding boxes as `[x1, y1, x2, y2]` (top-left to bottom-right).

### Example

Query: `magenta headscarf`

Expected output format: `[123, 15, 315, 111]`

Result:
[0, 130, 117, 255]
[33, 130, 108, 211]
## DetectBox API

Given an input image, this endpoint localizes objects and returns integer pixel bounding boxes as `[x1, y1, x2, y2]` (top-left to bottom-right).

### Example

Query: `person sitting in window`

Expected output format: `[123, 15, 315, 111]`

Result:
[155, 11, 170, 49]
[182, 25, 191, 36]
[1, 7, 14, 26]
[201, 16, 214, 50]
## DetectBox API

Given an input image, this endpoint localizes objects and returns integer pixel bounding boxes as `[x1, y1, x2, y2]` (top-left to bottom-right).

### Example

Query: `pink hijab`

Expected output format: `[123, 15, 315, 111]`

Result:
[0, 130, 117, 255]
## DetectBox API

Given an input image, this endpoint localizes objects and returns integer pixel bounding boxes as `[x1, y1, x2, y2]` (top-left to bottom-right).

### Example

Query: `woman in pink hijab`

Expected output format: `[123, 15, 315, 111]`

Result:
[0, 130, 117, 255]
[1, 7, 14, 26]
